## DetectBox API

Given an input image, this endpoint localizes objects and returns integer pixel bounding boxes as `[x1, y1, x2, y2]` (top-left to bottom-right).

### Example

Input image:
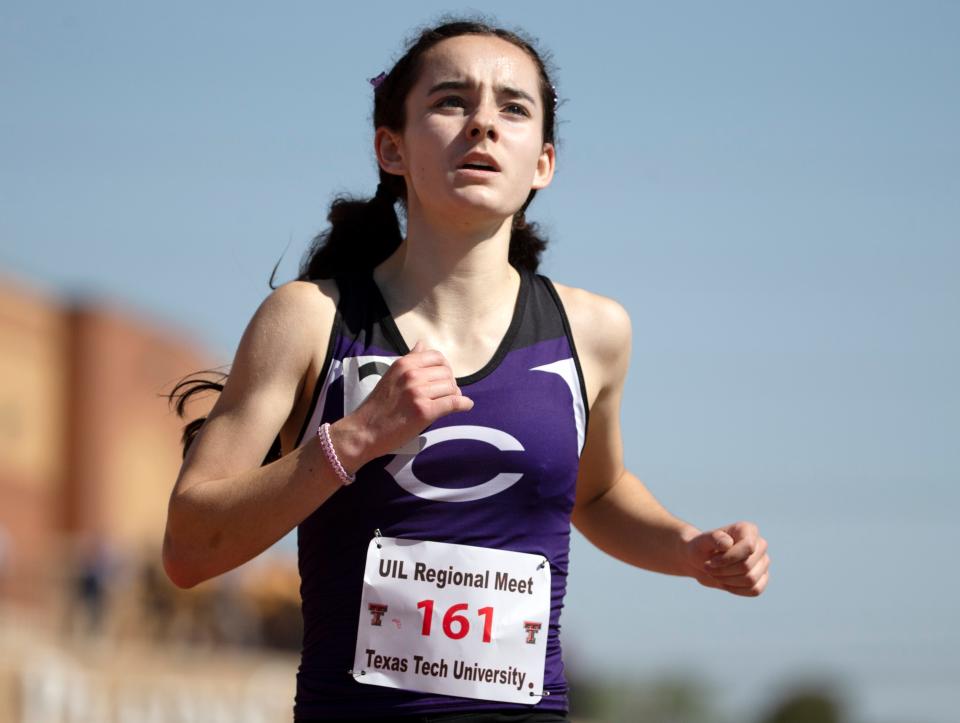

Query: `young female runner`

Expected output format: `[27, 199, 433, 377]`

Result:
[163, 17, 770, 723]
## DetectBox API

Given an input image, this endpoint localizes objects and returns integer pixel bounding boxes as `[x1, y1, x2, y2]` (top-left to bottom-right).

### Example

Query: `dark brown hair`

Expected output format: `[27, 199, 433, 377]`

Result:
[167, 15, 561, 463]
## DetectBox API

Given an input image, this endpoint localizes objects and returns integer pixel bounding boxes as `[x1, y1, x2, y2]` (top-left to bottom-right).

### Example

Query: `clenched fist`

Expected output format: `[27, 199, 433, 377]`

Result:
[346, 339, 474, 462]
[684, 521, 770, 597]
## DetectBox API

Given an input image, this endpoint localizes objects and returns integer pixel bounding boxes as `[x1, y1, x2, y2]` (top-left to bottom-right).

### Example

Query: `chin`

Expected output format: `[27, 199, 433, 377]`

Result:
[449, 188, 518, 214]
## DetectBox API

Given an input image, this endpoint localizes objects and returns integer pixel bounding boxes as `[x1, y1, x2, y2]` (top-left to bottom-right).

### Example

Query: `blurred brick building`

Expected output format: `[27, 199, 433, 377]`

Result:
[0, 271, 217, 611]
[0, 273, 306, 722]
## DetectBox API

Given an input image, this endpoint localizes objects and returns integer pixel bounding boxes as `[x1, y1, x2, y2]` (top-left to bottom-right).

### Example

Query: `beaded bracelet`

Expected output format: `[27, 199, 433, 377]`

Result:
[316, 422, 356, 486]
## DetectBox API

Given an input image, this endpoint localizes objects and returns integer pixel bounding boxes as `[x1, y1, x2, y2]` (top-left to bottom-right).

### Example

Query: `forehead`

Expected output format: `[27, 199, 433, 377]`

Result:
[414, 35, 541, 97]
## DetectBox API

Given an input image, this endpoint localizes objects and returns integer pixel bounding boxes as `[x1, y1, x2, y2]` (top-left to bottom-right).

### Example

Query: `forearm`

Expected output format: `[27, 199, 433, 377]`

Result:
[163, 417, 372, 588]
[572, 469, 701, 577]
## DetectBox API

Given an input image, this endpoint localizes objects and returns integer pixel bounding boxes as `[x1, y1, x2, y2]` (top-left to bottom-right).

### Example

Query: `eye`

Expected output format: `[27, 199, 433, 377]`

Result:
[435, 95, 466, 108]
[434, 96, 529, 116]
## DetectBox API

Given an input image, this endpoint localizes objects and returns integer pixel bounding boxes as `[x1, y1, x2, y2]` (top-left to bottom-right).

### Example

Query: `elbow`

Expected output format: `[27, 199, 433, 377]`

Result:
[161, 528, 200, 589]
[574, 468, 625, 517]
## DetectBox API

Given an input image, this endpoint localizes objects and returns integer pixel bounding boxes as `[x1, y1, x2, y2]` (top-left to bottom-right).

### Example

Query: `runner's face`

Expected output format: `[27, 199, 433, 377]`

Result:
[381, 35, 555, 224]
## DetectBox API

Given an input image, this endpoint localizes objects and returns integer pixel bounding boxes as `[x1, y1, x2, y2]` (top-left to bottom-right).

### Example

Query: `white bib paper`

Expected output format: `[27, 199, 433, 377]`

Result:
[352, 536, 551, 704]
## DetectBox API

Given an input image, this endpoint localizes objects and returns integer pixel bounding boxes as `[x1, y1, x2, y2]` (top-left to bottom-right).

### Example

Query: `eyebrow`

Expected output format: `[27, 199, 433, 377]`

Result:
[426, 80, 538, 106]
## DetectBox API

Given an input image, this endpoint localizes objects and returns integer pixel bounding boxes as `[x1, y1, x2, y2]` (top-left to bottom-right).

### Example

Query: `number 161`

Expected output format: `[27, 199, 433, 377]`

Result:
[416, 600, 494, 643]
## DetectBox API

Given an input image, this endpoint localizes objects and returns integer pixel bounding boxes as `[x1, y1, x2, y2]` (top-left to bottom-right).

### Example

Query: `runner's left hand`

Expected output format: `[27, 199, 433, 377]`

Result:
[684, 522, 770, 597]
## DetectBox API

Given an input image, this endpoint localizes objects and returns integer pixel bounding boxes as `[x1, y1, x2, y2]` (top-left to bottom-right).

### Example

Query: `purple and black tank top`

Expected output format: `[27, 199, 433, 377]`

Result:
[292, 265, 589, 719]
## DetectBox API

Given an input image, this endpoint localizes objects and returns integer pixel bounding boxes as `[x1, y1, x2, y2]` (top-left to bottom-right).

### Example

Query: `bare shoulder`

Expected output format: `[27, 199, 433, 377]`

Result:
[175, 277, 341, 489]
[248, 276, 341, 408]
[550, 280, 632, 351]
[235, 277, 340, 375]
[549, 279, 632, 407]
[261, 277, 340, 325]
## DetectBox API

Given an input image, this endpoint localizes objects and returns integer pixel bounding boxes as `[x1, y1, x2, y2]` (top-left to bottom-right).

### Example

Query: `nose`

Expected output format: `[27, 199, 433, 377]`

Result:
[467, 99, 499, 141]
[469, 123, 496, 140]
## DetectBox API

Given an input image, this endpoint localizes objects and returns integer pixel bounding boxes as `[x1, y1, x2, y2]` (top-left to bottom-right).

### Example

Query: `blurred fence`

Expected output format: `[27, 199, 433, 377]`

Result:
[0, 530, 304, 723]
[1, 599, 298, 723]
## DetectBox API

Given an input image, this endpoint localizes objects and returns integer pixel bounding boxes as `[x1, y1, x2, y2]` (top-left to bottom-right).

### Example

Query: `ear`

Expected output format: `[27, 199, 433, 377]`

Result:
[531, 142, 556, 190]
[374, 127, 406, 176]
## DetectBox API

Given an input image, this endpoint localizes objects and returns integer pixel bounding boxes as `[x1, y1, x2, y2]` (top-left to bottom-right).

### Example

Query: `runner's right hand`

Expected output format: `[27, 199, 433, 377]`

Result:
[347, 339, 474, 460]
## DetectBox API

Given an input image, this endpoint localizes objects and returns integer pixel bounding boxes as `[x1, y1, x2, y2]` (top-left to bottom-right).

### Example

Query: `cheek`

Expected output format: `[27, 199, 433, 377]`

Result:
[502, 126, 543, 165]
[408, 128, 452, 174]
[510, 144, 545, 185]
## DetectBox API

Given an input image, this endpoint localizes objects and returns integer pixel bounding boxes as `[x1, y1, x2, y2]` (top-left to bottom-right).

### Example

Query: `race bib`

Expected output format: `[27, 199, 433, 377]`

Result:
[351, 535, 551, 704]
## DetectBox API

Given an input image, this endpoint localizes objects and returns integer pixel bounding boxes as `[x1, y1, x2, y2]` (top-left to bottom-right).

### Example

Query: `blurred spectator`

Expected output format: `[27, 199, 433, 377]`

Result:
[245, 561, 302, 651]
[211, 568, 262, 647]
[139, 556, 178, 641]
[63, 534, 116, 638]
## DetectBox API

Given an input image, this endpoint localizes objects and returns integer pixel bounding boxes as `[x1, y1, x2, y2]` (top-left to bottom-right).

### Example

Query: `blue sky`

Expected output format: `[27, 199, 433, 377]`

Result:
[2, 2, 957, 721]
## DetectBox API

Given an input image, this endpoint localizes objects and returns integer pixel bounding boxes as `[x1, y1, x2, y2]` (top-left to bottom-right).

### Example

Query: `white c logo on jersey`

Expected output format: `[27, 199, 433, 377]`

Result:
[335, 353, 585, 502]
[384, 425, 524, 502]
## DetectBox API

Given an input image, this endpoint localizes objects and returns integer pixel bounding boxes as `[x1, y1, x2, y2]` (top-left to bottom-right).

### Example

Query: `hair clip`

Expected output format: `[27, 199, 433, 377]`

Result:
[369, 71, 387, 89]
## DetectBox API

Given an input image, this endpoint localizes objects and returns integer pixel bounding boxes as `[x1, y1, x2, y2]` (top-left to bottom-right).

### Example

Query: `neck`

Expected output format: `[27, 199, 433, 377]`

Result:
[372, 208, 520, 331]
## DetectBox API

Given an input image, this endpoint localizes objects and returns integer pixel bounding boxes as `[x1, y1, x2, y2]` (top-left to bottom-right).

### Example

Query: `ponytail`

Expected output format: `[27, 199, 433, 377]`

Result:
[509, 210, 548, 273]
[298, 174, 405, 281]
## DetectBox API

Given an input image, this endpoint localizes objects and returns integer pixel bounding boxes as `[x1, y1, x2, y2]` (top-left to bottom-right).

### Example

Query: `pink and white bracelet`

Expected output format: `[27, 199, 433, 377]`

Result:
[316, 422, 356, 486]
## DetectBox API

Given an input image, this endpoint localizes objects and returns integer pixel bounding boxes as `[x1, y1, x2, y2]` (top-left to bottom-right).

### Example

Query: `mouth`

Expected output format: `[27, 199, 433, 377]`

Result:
[456, 164, 499, 175]
[457, 152, 501, 173]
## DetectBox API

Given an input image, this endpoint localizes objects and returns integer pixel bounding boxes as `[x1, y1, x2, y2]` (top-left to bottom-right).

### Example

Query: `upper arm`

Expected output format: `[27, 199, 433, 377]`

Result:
[171, 279, 338, 496]
[563, 290, 633, 523]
